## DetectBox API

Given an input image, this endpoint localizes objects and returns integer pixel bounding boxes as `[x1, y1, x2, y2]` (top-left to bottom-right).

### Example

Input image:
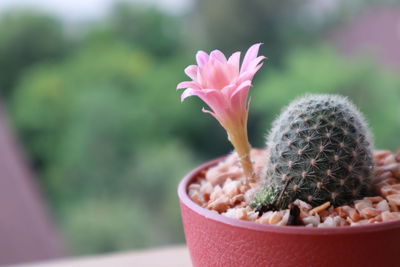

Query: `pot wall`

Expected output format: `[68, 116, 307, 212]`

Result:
[178, 158, 400, 267]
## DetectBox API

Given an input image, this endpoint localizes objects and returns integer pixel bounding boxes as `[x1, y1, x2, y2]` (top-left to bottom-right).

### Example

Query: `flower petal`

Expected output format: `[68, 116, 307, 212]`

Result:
[230, 80, 252, 113]
[195, 89, 230, 120]
[210, 50, 227, 63]
[201, 107, 217, 118]
[195, 89, 227, 109]
[230, 80, 252, 98]
[227, 51, 241, 74]
[177, 81, 201, 90]
[241, 43, 262, 73]
[200, 58, 230, 89]
[236, 62, 264, 85]
[246, 56, 266, 72]
[180, 88, 196, 101]
[221, 84, 236, 96]
[196, 51, 209, 67]
[184, 65, 198, 80]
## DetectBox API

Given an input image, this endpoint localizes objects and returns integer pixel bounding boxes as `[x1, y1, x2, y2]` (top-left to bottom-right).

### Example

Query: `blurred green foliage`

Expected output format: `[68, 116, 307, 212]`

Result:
[250, 47, 400, 150]
[2, 1, 399, 256]
[11, 39, 200, 253]
[194, 0, 305, 62]
[191, 0, 346, 66]
[0, 11, 68, 97]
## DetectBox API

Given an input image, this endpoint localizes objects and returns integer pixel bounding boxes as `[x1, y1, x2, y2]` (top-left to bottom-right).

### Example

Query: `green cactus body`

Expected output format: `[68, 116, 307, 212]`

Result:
[252, 94, 374, 211]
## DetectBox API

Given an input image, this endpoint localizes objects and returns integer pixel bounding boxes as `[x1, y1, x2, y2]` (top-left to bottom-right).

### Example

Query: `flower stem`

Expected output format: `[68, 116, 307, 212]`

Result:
[227, 126, 255, 184]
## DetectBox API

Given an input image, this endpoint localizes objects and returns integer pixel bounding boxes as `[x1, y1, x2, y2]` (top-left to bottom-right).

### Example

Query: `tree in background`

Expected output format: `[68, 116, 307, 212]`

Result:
[9, 8, 202, 251]
[250, 47, 400, 150]
[191, 0, 335, 65]
[0, 12, 68, 98]
[83, 2, 182, 59]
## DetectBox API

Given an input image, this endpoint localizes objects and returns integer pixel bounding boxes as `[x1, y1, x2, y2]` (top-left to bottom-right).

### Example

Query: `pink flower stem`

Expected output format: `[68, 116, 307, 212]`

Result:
[226, 124, 255, 184]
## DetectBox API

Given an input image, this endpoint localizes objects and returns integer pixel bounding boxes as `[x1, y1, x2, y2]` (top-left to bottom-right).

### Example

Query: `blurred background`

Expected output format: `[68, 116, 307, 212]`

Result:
[0, 0, 399, 264]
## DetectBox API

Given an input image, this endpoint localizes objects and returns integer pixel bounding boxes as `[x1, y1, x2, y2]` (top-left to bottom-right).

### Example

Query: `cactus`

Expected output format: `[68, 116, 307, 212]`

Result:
[252, 94, 374, 212]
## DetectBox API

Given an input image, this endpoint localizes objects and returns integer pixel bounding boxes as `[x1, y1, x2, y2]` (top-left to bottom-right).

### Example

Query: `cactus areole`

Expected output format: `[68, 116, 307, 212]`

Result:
[252, 94, 374, 212]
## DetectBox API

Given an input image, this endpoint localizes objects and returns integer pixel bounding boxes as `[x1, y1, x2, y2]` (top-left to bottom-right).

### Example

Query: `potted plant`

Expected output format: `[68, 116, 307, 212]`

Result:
[176, 44, 400, 267]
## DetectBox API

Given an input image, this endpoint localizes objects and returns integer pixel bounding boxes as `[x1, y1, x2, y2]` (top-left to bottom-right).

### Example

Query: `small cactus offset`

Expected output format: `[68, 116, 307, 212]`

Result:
[252, 94, 374, 212]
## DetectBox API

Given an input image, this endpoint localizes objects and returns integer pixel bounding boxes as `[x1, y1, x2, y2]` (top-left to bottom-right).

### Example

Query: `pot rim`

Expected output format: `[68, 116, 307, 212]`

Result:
[178, 156, 400, 235]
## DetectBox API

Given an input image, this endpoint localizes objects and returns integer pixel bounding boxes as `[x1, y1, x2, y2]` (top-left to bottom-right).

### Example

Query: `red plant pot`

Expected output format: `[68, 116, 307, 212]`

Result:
[178, 157, 400, 267]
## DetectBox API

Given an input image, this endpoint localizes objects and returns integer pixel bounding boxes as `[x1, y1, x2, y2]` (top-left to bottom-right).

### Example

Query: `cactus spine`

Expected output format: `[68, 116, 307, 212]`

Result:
[252, 94, 374, 211]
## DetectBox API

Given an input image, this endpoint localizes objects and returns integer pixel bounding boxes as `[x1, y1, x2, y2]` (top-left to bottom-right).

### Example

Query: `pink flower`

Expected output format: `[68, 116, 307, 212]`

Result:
[177, 43, 265, 130]
[177, 44, 265, 182]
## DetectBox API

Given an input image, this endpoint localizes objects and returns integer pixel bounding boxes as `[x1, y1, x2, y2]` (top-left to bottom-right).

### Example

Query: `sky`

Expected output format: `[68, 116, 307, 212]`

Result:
[0, 0, 343, 23]
[0, 0, 193, 22]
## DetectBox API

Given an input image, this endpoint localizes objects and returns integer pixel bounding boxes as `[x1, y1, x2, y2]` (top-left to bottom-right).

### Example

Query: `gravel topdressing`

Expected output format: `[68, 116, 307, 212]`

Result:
[188, 149, 400, 227]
